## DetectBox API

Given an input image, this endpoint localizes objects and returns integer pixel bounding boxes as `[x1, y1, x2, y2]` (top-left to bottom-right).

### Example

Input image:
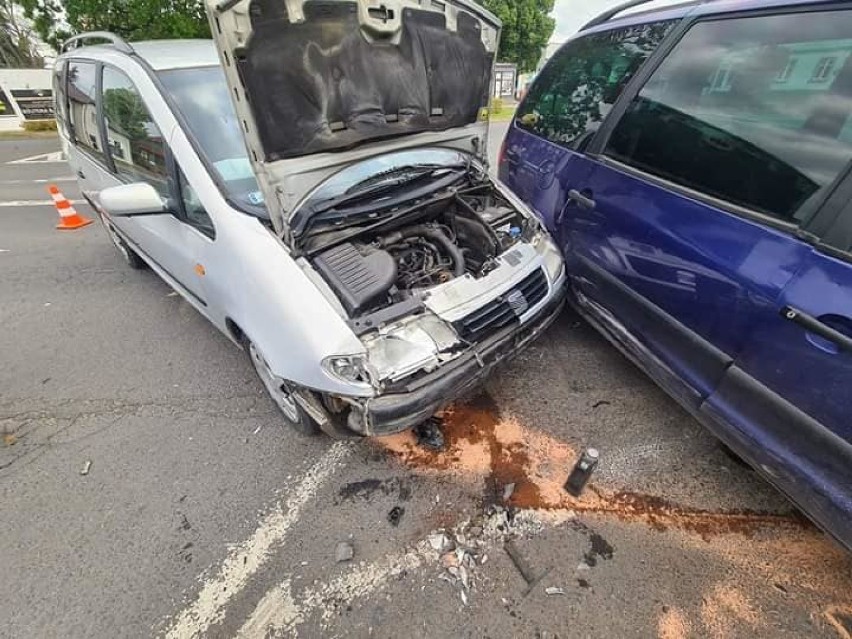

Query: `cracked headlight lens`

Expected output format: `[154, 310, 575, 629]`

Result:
[322, 354, 374, 388]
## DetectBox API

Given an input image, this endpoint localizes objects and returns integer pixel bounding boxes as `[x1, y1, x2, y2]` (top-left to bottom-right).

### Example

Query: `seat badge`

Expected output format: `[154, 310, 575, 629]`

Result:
[507, 289, 529, 316]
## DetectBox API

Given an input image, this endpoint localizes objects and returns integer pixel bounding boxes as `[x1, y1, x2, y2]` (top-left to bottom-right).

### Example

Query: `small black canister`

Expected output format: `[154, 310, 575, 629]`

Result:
[564, 448, 599, 497]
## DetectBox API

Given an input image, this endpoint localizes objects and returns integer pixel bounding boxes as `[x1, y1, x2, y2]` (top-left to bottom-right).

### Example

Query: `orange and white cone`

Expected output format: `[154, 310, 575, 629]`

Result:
[49, 184, 92, 230]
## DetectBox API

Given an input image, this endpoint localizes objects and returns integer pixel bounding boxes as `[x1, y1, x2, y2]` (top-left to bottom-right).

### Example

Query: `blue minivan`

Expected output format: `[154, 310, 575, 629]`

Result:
[500, 0, 852, 551]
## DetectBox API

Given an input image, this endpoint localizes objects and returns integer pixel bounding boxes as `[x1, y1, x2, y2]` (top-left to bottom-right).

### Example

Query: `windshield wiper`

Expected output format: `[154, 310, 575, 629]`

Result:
[310, 163, 466, 216]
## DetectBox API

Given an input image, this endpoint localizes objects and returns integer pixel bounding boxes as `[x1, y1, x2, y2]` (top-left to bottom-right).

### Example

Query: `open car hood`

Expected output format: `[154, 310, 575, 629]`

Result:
[205, 0, 501, 238]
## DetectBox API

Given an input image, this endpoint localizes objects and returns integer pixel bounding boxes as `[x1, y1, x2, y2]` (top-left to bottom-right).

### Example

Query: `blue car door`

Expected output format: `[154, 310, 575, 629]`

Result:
[498, 18, 679, 234]
[558, 8, 852, 547]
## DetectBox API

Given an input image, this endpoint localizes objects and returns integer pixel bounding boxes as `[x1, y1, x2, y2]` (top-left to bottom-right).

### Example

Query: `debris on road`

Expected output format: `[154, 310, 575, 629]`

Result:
[564, 448, 599, 497]
[387, 506, 405, 527]
[3, 433, 17, 446]
[428, 532, 453, 553]
[80, 460, 92, 476]
[335, 541, 354, 563]
[504, 539, 550, 596]
[502, 482, 516, 503]
[545, 587, 565, 596]
[592, 400, 611, 409]
[414, 417, 445, 451]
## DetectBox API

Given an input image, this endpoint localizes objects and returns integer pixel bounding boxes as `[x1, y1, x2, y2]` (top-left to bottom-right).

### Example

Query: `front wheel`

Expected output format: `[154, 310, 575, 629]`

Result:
[246, 339, 319, 436]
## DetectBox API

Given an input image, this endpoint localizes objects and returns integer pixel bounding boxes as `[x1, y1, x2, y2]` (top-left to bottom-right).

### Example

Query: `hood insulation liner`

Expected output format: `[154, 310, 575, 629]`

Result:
[234, 0, 494, 160]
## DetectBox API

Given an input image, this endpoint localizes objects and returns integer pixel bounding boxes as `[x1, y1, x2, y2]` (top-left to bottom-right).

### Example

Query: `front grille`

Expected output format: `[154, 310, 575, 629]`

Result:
[454, 268, 549, 341]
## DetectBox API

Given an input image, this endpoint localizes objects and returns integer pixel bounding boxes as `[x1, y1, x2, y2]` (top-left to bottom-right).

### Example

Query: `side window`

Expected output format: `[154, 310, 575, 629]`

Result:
[605, 10, 852, 225]
[178, 167, 215, 239]
[67, 61, 105, 160]
[516, 20, 676, 148]
[101, 66, 168, 196]
[53, 61, 69, 136]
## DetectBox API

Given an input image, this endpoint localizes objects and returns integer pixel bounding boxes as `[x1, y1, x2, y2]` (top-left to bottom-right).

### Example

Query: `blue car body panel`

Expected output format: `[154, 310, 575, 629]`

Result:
[499, 0, 852, 550]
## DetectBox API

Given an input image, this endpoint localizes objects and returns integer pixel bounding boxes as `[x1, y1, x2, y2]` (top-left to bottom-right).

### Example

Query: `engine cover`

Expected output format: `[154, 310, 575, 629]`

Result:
[314, 242, 397, 316]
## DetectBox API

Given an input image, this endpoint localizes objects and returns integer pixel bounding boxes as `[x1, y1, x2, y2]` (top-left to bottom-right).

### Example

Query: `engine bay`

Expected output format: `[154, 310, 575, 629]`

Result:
[311, 184, 532, 318]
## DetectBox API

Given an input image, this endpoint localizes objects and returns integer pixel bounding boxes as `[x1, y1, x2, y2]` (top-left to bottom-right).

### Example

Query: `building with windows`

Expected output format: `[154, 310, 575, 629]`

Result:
[0, 69, 53, 130]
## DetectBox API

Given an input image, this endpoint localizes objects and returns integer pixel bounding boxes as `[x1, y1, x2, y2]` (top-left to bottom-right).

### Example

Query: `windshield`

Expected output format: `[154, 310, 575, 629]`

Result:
[303, 148, 470, 207]
[157, 66, 265, 217]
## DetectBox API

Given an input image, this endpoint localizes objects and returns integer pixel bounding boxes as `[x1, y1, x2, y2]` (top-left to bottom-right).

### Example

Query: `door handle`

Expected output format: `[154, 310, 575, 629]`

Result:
[76, 169, 86, 179]
[567, 189, 596, 211]
[781, 306, 852, 353]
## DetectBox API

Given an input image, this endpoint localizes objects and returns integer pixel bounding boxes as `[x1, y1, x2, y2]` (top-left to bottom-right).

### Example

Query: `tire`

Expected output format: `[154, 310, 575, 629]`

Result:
[245, 337, 320, 436]
[102, 215, 147, 270]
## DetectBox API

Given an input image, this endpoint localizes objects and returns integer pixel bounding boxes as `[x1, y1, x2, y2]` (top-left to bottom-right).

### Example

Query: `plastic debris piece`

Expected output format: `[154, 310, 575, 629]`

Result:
[428, 532, 452, 552]
[442, 552, 459, 569]
[335, 541, 354, 563]
[80, 460, 92, 476]
[545, 587, 565, 596]
[503, 482, 516, 502]
[460, 590, 469, 606]
[459, 565, 470, 590]
[414, 417, 445, 450]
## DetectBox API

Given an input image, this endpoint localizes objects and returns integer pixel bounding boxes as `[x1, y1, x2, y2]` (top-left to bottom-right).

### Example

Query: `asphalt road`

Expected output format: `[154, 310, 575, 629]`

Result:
[1, 129, 851, 639]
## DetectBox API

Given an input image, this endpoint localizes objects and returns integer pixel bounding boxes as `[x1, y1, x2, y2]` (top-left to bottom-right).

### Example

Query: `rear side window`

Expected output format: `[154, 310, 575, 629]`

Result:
[101, 66, 168, 196]
[605, 10, 852, 225]
[68, 61, 105, 160]
[516, 20, 676, 149]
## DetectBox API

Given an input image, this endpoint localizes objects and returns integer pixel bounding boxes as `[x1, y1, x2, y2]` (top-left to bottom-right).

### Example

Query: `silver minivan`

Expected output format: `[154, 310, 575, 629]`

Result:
[54, 0, 566, 438]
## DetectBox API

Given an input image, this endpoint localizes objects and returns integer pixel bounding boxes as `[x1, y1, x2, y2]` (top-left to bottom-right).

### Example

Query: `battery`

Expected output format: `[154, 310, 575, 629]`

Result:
[564, 448, 599, 497]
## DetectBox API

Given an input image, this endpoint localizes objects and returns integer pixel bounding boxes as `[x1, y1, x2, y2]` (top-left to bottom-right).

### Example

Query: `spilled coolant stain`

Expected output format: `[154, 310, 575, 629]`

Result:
[376, 393, 807, 539]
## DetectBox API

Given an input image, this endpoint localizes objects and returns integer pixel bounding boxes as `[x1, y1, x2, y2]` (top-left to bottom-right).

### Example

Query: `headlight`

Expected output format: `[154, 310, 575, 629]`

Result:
[533, 231, 565, 283]
[322, 354, 374, 389]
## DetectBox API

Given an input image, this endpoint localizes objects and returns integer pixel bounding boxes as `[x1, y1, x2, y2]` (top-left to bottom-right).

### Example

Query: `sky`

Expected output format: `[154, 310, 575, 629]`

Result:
[549, 0, 684, 44]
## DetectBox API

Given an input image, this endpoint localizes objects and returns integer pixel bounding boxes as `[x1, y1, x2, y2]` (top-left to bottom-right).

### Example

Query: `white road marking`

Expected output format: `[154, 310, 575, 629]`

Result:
[7, 151, 65, 164]
[0, 177, 75, 185]
[0, 249, 9, 253]
[0, 200, 84, 207]
[163, 442, 353, 639]
[235, 544, 427, 638]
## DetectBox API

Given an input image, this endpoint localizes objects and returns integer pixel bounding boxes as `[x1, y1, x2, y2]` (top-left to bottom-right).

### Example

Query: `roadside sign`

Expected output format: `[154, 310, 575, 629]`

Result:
[10, 89, 54, 120]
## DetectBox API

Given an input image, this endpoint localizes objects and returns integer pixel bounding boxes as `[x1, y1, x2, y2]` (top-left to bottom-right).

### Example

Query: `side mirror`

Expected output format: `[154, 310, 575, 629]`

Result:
[99, 182, 168, 217]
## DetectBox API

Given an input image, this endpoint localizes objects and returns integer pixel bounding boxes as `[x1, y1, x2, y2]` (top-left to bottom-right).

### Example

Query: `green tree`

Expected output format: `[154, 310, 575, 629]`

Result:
[480, 0, 556, 73]
[19, 0, 209, 51]
[0, 0, 44, 67]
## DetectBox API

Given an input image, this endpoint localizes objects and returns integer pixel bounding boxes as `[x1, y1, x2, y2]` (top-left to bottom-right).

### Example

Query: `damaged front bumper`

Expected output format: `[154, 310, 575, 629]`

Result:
[343, 289, 566, 436]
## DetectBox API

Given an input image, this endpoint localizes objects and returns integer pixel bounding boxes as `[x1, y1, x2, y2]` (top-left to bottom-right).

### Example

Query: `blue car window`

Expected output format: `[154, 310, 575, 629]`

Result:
[605, 10, 852, 225]
[516, 20, 676, 149]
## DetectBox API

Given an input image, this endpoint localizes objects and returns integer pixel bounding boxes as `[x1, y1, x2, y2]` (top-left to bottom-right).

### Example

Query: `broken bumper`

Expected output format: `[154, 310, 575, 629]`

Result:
[346, 289, 566, 436]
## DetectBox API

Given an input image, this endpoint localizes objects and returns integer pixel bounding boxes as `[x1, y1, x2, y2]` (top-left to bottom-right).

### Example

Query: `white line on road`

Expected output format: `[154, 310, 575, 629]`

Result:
[0, 177, 75, 185]
[0, 200, 83, 207]
[163, 441, 353, 639]
[235, 544, 427, 638]
[7, 151, 65, 164]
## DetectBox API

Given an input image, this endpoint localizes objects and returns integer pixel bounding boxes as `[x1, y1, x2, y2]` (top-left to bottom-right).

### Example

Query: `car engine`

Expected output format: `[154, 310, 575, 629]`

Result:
[312, 186, 529, 317]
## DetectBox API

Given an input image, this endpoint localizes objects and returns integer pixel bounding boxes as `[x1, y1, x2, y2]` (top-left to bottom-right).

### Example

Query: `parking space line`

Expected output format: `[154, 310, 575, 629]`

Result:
[162, 441, 353, 639]
[0, 200, 84, 207]
[6, 151, 65, 164]
[235, 544, 426, 638]
[0, 177, 75, 185]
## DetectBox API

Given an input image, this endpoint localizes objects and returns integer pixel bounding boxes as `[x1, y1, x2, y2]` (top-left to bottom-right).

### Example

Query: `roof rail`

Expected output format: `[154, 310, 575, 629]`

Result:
[61, 31, 134, 54]
[579, 0, 663, 31]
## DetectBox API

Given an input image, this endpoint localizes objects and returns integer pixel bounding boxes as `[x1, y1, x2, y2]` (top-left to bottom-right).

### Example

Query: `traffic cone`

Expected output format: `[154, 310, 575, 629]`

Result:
[49, 184, 93, 230]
